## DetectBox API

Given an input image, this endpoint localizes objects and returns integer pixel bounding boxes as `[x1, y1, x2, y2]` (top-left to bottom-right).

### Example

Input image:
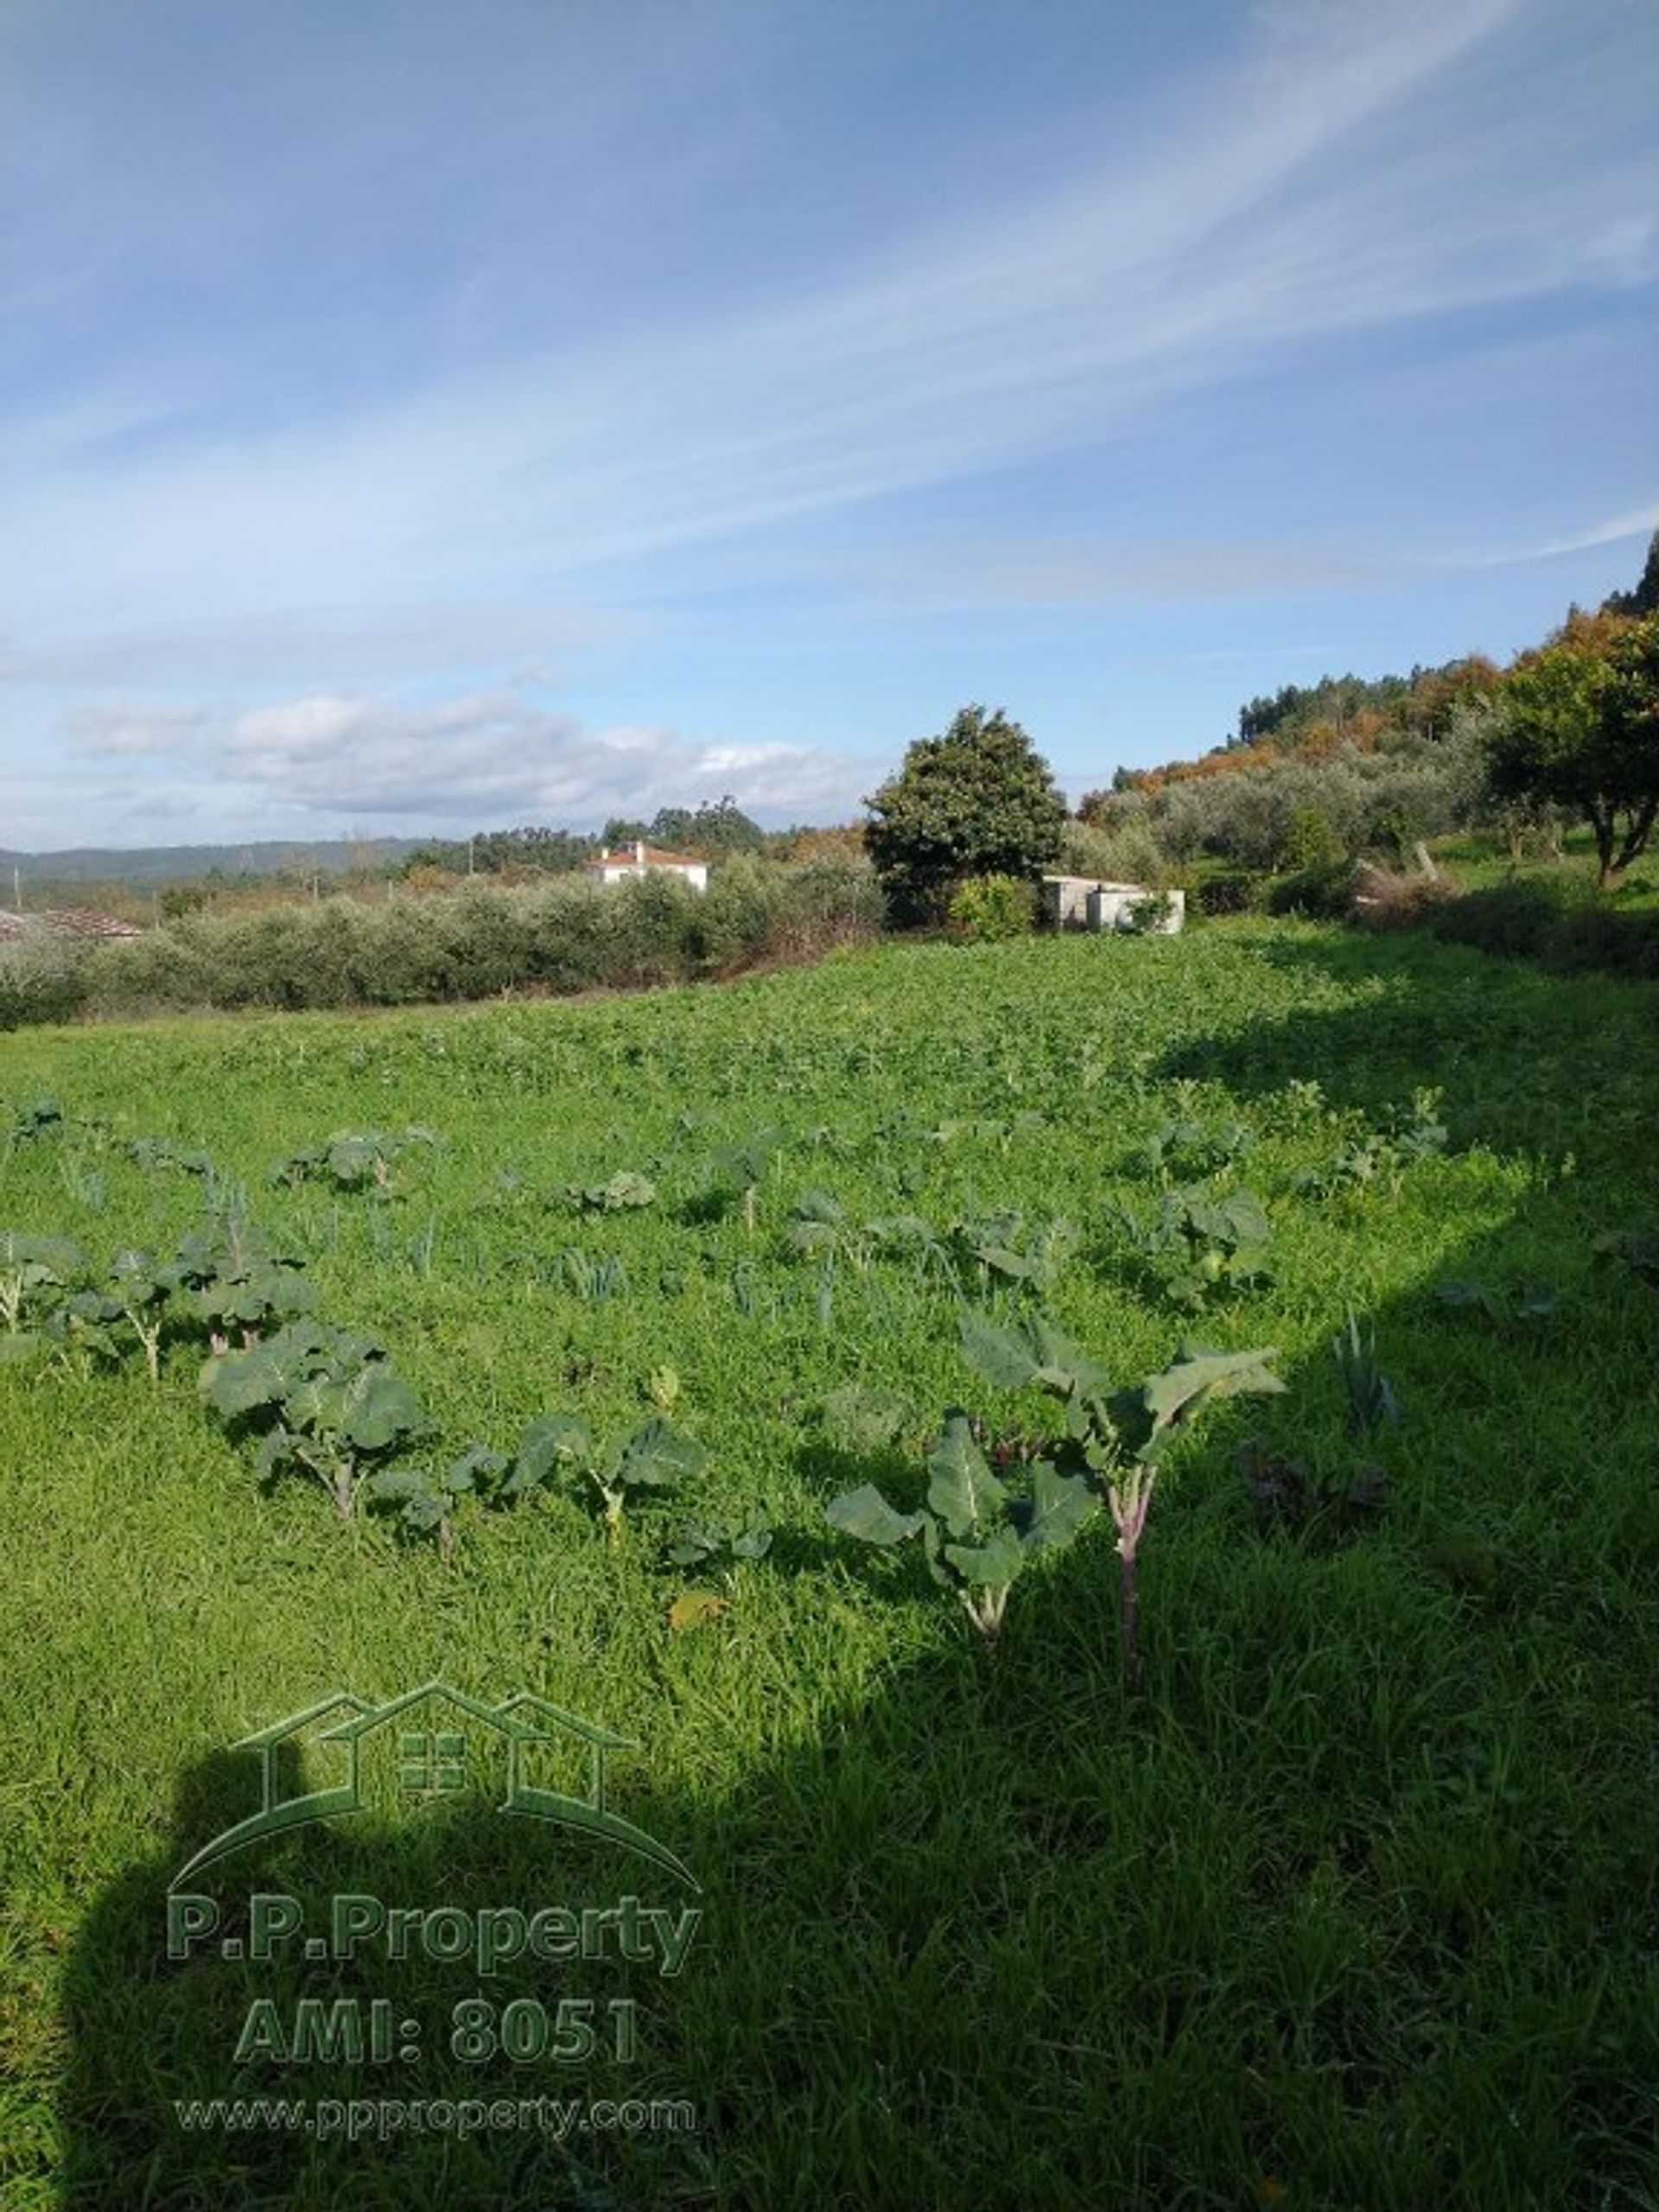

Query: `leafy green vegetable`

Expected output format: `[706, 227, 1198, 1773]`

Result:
[570, 1171, 657, 1212]
[831, 1310, 1281, 1669]
[365, 1445, 509, 1560]
[270, 1128, 438, 1193]
[200, 1320, 428, 1519]
[510, 1411, 705, 1540]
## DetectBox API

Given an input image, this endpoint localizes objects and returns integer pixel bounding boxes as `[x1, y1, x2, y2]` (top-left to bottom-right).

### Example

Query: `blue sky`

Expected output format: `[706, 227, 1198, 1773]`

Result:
[3, 0, 1656, 850]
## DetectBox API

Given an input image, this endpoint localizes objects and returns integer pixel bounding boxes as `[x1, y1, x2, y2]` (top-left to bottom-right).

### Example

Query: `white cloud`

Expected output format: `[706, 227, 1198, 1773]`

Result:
[1506, 502, 1659, 563]
[52, 685, 867, 843]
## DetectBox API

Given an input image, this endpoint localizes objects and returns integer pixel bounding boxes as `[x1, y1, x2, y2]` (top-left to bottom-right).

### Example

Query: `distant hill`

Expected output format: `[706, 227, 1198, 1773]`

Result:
[0, 839, 429, 887]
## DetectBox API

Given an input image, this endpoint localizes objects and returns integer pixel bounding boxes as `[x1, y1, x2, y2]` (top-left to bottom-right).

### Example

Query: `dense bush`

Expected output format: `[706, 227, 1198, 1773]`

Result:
[946, 873, 1037, 942]
[1421, 878, 1577, 962]
[68, 861, 883, 1023]
[0, 935, 89, 1029]
[1262, 861, 1360, 919]
[1192, 873, 1261, 917]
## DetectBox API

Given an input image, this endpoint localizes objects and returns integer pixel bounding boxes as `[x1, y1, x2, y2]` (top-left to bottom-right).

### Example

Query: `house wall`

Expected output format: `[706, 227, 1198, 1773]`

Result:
[595, 863, 709, 892]
[1042, 878, 1185, 934]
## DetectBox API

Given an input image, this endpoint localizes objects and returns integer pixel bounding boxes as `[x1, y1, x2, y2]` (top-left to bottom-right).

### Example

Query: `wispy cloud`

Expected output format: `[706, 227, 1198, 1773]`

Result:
[6, 0, 1655, 846]
[1501, 502, 1659, 563]
[61, 686, 867, 838]
[10, 0, 1611, 656]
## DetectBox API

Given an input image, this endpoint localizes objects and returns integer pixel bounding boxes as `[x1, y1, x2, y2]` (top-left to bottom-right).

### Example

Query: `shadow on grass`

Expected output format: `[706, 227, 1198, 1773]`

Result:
[50, 937, 1659, 2209]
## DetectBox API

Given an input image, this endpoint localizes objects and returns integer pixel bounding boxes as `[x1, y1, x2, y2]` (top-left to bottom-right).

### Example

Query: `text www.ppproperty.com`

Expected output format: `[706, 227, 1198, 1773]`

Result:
[174, 2094, 699, 2144]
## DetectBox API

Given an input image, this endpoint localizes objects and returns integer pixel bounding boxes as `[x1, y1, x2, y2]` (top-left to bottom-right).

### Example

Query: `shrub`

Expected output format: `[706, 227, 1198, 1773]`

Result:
[1193, 873, 1261, 917]
[690, 857, 786, 976]
[1281, 804, 1345, 871]
[1265, 860, 1359, 919]
[946, 874, 1037, 943]
[766, 856, 884, 961]
[54, 862, 886, 1023]
[1549, 903, 1659, 980]
[0, 935, 88, 1029]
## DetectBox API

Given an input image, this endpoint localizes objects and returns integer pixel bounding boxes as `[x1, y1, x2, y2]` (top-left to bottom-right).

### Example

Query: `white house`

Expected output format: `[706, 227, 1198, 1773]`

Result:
[583, 841, 709, 893]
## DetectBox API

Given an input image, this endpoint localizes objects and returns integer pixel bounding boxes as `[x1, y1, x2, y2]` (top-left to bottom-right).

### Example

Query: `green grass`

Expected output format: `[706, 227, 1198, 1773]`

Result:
[1431, 824, 1659, 909]
[1, 924, 1656, 2209]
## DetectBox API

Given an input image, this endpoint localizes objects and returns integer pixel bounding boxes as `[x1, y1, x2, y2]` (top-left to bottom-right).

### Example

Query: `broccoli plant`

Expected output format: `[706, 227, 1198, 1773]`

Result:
[1134, 1116, 1253, 1185]
[665, 1516, 773, 1586]
[710, 1130, 782, 1238]
[68, 1249, 182, 1382]
[200, 1320, 428, 1520]
[0, 1232, 86, 1338]
[949, 1211, 1079, 1295]
[365, 1445, 509, 1561]
[568, 1171, 657, 1213]
[829, 1410, 1096, 1645]
[123, 1135, 217, 1180]
[827, 1310, 1282, 1678]
[512, 1412, 705, 1542]
[173, 1222, 316, 1351]
[1291, 1091, 1449, 1201]
[1433, 1279, 1560, 1323]
[1116, 1187, 1273, 1308]
[270, 1128, 438, 1194]
[1240, 1440, 1389, 1540]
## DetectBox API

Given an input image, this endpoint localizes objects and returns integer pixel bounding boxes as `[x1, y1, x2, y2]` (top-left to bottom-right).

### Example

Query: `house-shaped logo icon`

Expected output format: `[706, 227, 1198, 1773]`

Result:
[171, 1681, 697, 1891]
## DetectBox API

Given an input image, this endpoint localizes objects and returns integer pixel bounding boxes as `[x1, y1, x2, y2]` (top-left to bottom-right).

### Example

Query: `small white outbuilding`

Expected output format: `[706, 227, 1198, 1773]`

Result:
[1042, 877, 1185, 933]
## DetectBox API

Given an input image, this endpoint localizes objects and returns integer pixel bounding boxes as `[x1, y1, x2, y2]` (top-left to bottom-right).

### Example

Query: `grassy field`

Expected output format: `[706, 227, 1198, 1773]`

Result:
[1, 922, 1656, 2210]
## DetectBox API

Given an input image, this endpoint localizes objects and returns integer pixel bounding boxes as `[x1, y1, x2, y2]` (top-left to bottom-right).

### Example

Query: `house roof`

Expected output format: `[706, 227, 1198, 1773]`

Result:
[0, 907, 143, 939]
[585, 843, 703, 870]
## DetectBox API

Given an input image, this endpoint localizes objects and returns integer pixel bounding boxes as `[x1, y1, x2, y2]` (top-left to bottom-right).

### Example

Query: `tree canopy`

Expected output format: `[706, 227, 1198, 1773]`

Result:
[1484, 609, 1659, 887]
[863, 706, 1066, 923]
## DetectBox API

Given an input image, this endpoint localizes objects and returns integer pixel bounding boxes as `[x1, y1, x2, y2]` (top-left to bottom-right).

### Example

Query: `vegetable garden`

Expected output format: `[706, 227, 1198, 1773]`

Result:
[1, 921, 1655, 2209]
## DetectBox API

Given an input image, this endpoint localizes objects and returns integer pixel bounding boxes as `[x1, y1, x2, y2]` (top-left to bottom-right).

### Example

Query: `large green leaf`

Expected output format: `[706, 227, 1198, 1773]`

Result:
[942, 1526, 1026, 1590]
[320, 1363, 426, 1453]
[1141, 1344, 1283, 1453]
[1217, 1191, 1272, 1250]
[0, 1233, 86, 1282]
[199, 1323, 330, 1418]
[1015, 1463, 1097, 1553]
[957, 1309, 1112, 1401]
[510, 1414, 594, 1493]
[612, 1417, 704, 1491]
[925, 1412, 1006, 1540]
[825, 1484, 926, 1548]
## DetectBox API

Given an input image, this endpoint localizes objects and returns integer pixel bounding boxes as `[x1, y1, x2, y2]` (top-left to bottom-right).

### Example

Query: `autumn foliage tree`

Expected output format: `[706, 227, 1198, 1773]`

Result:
[863, 706, 1067, 924]
[1484, 610, 1659, 888]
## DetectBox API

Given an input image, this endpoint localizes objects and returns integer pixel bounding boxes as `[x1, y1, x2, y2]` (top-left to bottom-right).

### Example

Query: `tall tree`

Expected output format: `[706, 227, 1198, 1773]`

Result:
[1602, 529, 1659, 620]
[863, 705, 1066, 924]
[1483, 610, 1659, 887]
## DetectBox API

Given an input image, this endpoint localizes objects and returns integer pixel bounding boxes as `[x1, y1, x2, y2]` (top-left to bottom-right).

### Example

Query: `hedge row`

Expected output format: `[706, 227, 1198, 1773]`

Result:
[2, 859, 884, 1026]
